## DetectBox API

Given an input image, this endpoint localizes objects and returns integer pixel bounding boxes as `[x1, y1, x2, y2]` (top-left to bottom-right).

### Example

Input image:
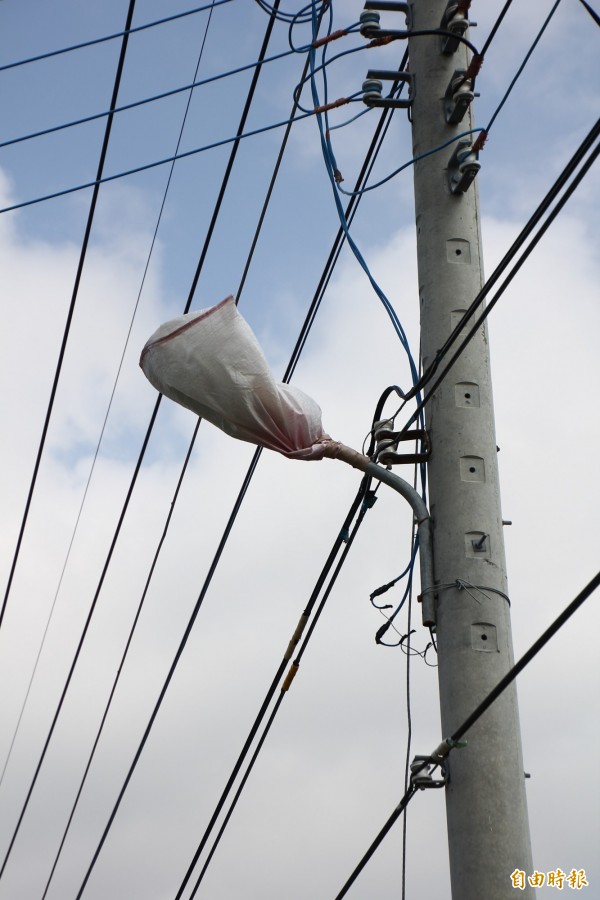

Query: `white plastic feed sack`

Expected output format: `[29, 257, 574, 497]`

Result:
[140, 296, 329, 460]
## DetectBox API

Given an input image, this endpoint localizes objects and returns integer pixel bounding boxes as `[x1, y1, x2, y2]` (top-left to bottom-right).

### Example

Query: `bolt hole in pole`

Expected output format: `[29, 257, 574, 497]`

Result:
[469, 466, 476, 473]
[464, 392, 471, 399]
[481, 634, 488, 641]
[455, 248, 462, 255]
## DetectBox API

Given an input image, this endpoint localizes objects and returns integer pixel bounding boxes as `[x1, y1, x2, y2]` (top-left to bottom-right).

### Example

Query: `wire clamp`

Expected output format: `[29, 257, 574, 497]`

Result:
[410, 755, 447, 789]
[440, 1, 476, 55]
[447, 139, 481, 194]
[444, 69, 476, 124]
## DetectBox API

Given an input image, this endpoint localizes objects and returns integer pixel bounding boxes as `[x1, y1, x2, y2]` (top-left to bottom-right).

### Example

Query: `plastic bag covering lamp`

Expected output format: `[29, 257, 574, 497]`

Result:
[140, 295, 329, 460]
[140, 296, 435, 623]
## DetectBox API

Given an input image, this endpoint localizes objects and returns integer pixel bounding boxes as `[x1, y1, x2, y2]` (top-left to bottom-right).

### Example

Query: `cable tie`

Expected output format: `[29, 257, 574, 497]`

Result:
[313, 97, 350, 115]
[284, 613, 309, 661]
[312, 28, 348, 48]
[366, 34, 400, 48]
[472, 129, 488, 154]
[465, 52, 484, 80]
[281, 663, 299, 692]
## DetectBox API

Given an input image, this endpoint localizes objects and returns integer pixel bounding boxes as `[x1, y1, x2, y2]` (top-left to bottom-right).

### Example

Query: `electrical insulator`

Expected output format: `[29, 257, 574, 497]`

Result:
[440, 1, 476, 54]
[361, 69, 414, 109]
[373, 418, 398, 464]
[359, 10, 380, 37]
[360, 2, 412, 38]
[447, 139, 480, 194]
[444, 69, 475, 124]
[362, 78, 383, 105]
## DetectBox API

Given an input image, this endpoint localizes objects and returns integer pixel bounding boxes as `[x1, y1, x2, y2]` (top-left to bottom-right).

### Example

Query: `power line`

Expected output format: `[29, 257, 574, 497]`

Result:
[575, 0, 600, 26]
[333, 0, 565, 197]
[0, 394, 162, 882]
[33, 27, 314, 894]
[0, 0, 236, 72]
[308, 11, 419, 384]
[376, 113, 600, 434]
[0, 5, 281, 881]
[479, 0, 563, 141]
[14, 16, 218, 896]
[62, 44, 410, 898]
[0, 47, 298, 151]
[2, 29, 405, 891]
[0, 110, 318, 215]
[0, 0, 218, 798]
[334, 568, 600, 899]
[0, 0, 138, 635]
[403, 118, 599, 431]
[178, 479, 373, 899]
[39, 417, 202, 900]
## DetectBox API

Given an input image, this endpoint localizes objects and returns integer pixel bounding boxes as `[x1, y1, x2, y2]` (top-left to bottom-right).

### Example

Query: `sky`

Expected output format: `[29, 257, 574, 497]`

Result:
[0, 1, 598, 899]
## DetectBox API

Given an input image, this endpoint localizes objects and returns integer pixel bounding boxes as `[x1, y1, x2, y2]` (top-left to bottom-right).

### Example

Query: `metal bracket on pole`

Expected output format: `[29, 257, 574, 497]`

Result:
[359, 2, 412, 39]
[447, 139, 480, 194]
[373, 419, 431, 465]
[439, 1, 476, 55]
[444, 69, 476, 124]
[410, 755, 447, 789]
[362, 70, 414, 109]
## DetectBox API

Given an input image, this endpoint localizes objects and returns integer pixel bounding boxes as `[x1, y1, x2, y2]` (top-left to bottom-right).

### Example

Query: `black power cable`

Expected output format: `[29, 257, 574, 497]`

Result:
[0, 0, 137, 636]
[404, 120, 599, 431]
[0, 5, 281, 884]
[0, 1, 235, 73]
[334, 569, 600, 899]
[178, 479, 372, 899]
[3, 37, 407, 891]
[35, 30, 314, 897]
[0, 393, 161, 883]
[398, 117, 600, 412]
[70, 48, 410, 900]
[0, 0, 219, 802]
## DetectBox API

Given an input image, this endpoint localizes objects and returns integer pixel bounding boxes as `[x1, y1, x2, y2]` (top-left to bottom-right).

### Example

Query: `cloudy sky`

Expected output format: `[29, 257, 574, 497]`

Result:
[0, 1, 598, 898]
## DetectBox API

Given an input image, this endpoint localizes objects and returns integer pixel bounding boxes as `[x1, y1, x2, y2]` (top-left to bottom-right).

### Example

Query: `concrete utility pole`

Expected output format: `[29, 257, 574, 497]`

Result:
[406, 2, 534, 897]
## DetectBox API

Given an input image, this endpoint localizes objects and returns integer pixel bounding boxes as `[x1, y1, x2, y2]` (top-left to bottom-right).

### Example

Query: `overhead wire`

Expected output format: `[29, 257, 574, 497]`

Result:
[177, 478, 374, 899]
[0, 0, 235, 72]
[0, 0, 218, 796]
[366, 114, 600, 445]
[333, 0, 564, 197]
[0, 4, 283, 881]
[65, 39, 414, 898]
[401, 460, 420, 900]
[3, 0, 596, 892]
[0, 47, 300, 151]
[400, 117, 600, 434]
[0, 111, 316, 214]
[0, 0, 138, 634]
[474, 0, 563, 151]
[334, 568, 600, 899]
[576, 0, 600, 25]
[37, 24, 319, 892]
[11, 12, 220, 895]
[308, 7, 420, 389]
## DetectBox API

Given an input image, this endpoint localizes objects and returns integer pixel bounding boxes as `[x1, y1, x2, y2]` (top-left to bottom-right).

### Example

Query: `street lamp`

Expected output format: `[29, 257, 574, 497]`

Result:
[140, 295, 434, 622]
